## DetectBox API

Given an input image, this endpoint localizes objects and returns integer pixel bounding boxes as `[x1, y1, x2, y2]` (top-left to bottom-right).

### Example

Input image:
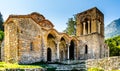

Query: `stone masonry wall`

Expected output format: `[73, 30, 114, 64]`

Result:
[16, 18, 43, 64]
[4, 21, 18, 63]
[78, 33, 105, 59]
[86, 56, 120, 70]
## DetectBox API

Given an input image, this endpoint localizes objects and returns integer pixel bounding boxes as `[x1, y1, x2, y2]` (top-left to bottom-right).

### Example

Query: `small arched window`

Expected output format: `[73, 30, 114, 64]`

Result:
[85, 45, 88, 54]
[30, 42, 33, 51]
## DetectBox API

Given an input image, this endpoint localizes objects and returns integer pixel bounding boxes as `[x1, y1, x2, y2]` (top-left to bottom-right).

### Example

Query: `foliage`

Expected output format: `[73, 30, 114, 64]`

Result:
[0, 30, 4, 41]
[64, 15, 76, 35]
[105, 35, 120, 56]
[88, 68, 104, 71]
[0, 62, 42, 69]
[46, 67, 56, 71]
[0, 12, 4, 31]
[0, 30, 4, 42]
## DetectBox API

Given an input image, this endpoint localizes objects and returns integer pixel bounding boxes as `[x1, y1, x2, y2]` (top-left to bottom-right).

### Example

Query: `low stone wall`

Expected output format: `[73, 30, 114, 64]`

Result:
[0, 68, 46, 71]
[86, 56, 120, 70]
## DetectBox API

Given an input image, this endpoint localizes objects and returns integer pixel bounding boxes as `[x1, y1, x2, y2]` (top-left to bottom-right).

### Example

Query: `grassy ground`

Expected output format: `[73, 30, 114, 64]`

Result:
[0, 62, 42, 69]
[88, 68, 120, 71]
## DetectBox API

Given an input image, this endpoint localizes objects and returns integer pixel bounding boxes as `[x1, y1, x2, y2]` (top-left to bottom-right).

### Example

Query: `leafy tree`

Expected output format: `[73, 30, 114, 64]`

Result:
[0, 30, 4, 41]
[105, 35, 120, 56]
[0, 12, 4, 31]
[64, 15, 76, 35]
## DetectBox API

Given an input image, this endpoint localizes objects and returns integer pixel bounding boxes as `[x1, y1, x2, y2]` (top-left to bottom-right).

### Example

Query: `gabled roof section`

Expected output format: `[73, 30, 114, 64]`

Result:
[4, 12, 54, 28]
[39, 19, 54, 28]
[30, 12, 45, 23]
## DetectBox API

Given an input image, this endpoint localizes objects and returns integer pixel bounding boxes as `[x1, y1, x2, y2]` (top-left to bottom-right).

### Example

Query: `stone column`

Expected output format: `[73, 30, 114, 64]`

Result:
[67, 44, 70, 60]
[57, 42, 60, 61]
[88, 21, 90, 34]
[83, 22, 86, 35]
[98, 22, 101, 34]
[99, 22, 101, 33]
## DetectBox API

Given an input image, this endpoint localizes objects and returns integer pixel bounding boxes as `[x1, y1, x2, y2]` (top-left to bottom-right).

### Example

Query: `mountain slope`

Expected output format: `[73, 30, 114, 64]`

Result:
[105, 18, 120, 38]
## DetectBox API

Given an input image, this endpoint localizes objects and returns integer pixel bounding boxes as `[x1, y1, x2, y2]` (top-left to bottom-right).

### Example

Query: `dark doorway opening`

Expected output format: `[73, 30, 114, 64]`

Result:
[69, 40, 74, 60]
[60, 51, 64, 61]
[85, 45, 88, 54]
[47, 48, 52, 61]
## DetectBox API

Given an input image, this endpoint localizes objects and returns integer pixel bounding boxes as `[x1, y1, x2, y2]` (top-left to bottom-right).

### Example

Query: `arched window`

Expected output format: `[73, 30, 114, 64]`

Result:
[30, 42, 33, 51]
[85, 45, 88, 54]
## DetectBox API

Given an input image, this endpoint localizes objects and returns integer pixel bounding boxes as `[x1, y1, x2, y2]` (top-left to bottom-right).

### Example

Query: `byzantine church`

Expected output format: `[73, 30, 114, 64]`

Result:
[2, 7, 109, 64]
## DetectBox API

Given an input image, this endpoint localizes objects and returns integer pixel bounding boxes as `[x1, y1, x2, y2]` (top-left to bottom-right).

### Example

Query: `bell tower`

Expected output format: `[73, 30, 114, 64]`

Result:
[76, 7, 105, 59]
[76, 7, 104, 37]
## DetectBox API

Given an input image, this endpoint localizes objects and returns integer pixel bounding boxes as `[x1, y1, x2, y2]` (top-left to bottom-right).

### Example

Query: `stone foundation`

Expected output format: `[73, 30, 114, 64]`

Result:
[86, 56, 120, 70]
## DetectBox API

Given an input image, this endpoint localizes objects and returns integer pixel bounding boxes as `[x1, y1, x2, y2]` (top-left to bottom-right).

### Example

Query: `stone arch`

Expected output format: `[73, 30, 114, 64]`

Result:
[30, 12, 45, 23]
[47, 33, 57, 62]
[59, 37, 67, 61]
[81, 15, 91, 35]
[46, 29, 59, 38]
[69, 40, 75, 60]
[71, 37, 79, 59]
[39, 20, 54, 28]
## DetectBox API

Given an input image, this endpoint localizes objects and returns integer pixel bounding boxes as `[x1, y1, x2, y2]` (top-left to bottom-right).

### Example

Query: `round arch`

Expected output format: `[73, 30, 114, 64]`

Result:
[59, 37, 67, 61]
[47, 33, 57, 62]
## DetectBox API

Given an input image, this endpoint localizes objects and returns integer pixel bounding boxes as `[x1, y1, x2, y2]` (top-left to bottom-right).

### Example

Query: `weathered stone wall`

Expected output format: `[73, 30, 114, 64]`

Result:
[16, 18, 43, 64]
[78, 33, 106, 59]
[4, 21, 18, 63]
[86, 56, 120, 70]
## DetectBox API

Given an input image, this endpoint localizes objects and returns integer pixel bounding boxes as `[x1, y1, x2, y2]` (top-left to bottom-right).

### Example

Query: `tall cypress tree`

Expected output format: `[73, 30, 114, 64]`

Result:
[64, 15, 76, 36]
[0, 12, 4, 31]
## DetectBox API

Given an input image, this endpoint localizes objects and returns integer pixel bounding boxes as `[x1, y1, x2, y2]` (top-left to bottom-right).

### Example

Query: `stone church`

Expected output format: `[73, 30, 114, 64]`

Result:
[2, 7, 109, 64]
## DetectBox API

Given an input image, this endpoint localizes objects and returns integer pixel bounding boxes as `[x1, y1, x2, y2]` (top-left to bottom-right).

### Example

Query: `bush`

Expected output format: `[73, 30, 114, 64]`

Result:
[47, 67, 56, 71]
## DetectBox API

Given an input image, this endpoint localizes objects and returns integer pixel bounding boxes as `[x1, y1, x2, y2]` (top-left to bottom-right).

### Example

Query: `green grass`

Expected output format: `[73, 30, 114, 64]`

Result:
[88, 68, 120, 71]
[88, 68, 104, 71]
[0, 62, 42, 69]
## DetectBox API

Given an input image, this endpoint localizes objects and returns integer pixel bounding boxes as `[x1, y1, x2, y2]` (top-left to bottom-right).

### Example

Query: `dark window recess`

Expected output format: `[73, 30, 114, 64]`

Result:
[30, 42, 33, 51]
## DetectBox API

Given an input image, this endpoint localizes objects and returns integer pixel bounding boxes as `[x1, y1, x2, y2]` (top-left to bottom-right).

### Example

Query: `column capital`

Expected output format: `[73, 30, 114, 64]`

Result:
[83, 22, 86, 24]
[87, 21, 90, 23]
[57, 42, 60, 44]
[66, 43, 70, 46]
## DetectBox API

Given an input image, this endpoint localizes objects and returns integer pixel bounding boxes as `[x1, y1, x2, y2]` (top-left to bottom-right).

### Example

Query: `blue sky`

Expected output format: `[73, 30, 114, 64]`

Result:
[0, 0, 120, 32]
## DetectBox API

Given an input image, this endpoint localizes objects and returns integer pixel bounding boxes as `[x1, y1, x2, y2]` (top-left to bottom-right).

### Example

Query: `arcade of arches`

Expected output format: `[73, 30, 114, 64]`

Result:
[2, 7, 109, 64]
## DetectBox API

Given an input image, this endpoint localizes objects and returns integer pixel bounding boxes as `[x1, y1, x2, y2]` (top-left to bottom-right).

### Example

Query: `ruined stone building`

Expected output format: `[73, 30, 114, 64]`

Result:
[2, 7, 109, 64]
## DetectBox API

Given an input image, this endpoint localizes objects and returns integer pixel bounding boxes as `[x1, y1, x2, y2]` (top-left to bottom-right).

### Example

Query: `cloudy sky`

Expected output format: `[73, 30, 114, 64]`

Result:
[0, 0, 120, 32]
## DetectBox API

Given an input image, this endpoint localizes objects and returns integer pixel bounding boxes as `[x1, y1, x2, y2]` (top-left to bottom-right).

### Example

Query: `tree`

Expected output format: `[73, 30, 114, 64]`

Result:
[64, 15, 76, 35]
[0, 12, 4, 31]
[105, 35, 120, 56]
[0, 30, 4, 41]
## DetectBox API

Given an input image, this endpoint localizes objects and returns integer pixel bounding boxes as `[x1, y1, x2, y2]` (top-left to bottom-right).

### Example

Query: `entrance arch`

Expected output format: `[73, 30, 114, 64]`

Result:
[47, 33, 57, 62]
[47, 48, 52, 61]
[69, 40, 75, 60]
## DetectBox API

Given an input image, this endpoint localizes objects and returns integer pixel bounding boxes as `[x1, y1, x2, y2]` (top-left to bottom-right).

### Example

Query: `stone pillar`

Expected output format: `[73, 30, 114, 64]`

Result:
[57, 42, 60, 61]
[83, 22, 86, 35]
[88, 21, 90, 34]
[98, 22, 101, 34]
[99, 22, 101, 33]
[67, 44, 70, 60]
